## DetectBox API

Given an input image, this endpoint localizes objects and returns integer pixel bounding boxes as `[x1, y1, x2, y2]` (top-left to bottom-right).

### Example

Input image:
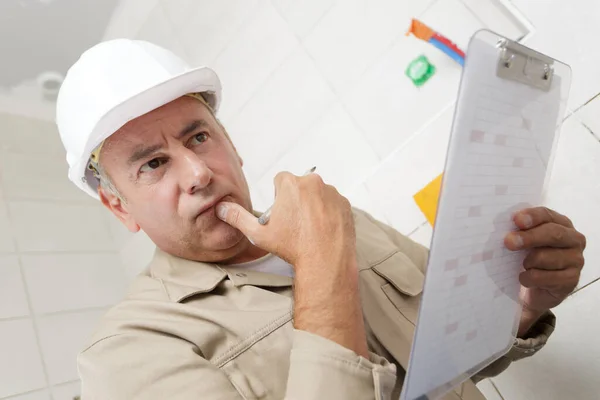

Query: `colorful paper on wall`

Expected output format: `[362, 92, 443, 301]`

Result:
[413, 173, 443, 226]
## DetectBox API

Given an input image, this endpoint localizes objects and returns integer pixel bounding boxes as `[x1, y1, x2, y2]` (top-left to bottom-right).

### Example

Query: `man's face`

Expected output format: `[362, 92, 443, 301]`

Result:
[99, 96, 253, 262]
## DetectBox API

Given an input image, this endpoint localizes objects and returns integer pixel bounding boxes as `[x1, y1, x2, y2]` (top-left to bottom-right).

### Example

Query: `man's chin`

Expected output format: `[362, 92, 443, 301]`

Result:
[202, 217, 247, 251]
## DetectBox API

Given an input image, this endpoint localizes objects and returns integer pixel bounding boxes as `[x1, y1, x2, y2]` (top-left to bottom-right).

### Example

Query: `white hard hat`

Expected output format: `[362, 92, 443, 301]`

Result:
[56, 39, 222, 199]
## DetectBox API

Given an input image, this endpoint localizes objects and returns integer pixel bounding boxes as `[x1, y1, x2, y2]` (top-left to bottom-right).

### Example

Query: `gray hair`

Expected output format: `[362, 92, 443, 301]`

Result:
[92, 157, 126, 203]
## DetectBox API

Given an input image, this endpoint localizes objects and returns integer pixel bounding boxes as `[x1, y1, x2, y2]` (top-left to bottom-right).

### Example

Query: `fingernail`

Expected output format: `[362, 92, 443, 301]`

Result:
[511, 233, 524, 248]
[216, 204, 228, 220]
[520, 213, 533, 228]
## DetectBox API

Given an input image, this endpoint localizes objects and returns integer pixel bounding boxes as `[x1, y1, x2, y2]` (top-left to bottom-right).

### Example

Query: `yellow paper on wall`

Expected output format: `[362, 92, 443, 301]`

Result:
[413, 173, 443, 226]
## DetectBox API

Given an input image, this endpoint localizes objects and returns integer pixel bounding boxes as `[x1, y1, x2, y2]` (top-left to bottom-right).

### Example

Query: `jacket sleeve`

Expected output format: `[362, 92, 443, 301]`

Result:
[356, 208, 556, 381]
[471, 310, 556, 383]
[78, 329, 396, 400]
[78, 333, 241, 400]
[286, 329, 397, 400]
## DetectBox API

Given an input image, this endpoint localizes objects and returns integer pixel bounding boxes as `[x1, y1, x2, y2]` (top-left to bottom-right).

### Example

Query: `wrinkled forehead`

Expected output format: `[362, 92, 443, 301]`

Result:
[102, 96, 213, 155]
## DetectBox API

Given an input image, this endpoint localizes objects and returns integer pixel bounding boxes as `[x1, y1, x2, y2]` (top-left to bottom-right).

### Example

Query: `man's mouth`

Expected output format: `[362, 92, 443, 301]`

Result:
[196, 195, 231, 218]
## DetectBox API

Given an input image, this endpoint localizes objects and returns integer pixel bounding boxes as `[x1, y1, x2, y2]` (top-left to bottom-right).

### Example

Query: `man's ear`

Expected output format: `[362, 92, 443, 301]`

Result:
[98, 187, 140, 233]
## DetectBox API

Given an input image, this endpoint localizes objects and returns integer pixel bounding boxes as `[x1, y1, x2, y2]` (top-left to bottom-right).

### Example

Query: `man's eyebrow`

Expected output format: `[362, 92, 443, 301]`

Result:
[127, 144, 163, 166]
[126, 120, 211, 166]
[178, 119, 210, 139]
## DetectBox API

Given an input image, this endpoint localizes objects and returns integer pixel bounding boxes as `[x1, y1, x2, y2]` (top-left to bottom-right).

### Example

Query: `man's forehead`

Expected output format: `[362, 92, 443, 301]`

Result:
[107, 97, 211, 148]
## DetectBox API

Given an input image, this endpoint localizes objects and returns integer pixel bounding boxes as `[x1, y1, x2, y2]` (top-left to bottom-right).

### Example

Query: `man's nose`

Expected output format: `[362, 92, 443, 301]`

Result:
[178, 149, 213, 194]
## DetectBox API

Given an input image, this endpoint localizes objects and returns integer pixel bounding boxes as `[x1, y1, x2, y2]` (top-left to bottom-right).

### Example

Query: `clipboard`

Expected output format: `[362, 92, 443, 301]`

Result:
[401, 30, 571, 400]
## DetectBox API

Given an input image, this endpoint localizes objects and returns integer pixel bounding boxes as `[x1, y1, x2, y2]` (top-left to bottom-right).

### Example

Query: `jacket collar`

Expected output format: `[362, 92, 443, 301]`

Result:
[149, 248, 293, 303]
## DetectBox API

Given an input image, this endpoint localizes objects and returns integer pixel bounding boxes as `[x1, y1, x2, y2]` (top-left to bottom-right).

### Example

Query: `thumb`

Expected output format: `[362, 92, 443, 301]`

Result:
[216, 201, 262, 242]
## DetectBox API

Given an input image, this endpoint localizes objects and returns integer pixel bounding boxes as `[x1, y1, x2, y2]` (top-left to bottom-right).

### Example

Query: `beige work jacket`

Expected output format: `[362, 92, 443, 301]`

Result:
[78, 208, 555, 399]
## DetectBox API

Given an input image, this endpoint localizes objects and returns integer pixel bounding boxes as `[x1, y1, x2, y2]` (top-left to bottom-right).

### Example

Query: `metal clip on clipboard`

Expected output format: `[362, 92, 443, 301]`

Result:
[496, 38, 554, 91]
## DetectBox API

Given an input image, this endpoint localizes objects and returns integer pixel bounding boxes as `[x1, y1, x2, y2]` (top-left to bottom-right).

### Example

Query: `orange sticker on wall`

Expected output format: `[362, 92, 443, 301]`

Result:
[413, 173, 443, 226]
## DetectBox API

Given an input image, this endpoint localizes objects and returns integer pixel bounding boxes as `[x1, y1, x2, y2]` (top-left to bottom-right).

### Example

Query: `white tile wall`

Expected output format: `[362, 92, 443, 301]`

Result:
[249, 185, 269, 214]
[421, 0, 484, 50]
[346, 184, 391, 225]
[255, 103, 380, 202]
[37, 310, 106, 385]
[492, 285, 600, 400]
[5, 390, 52, 400]
[8, 201, 116, 253]
[171, 0, 259, 66]
[136, 2, 188, 61]
[0, 113, 65, 156]
[0, 255, 29, 319]
[51, 381, 81, 400]
[544, 117, 600, 287]
[342, 35, 461, 159]
[106, 216, 135, 249]
[364, 105, 454, 235]
[103, 0, 160, 40]
[510, 0, 600, 109]
[158, 0, 194, 28]
[408, 222, 433, 248]
[271, 0, 336, 38]
[119, 231, 156, 280]
[303, 0, 436, 94]
[475, 380, 503, 400]
[227, 47, 335, 181]
[461, 0, 528, 41]
[0, 319, 46, 398]
[0, 113, 127, 398]
[0, 196, 16, 253]
[0, 153, 89, 202]
[576, 96, 600, 138]
[212, 2, 298, 121]
[22, 253, 126, 315]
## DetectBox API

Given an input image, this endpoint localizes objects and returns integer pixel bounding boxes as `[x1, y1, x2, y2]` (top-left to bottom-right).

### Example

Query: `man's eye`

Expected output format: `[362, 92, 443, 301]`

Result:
[190, 133, 208, 145]
[140, 158, 165, 172]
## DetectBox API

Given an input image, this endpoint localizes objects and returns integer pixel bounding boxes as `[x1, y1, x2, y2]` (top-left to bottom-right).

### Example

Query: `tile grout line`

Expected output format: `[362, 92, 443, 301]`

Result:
[459, 0, 488, 28]
[0, 387, 46, 400]
[407, 220, 430, 237]
[0, 379, 81, 400]
[5, 215, 54, 394]
[345, 102, 454, 197]
[0, 249, 122, 256]
[2, 150, 54, 394]
[571, 276, 600, 296]
[39, 305, 110, 319]
[566, 91, 600, 116]
[267, 1, 382, 187]
[297, 0, 442, 164]
[0, 305, 110, 324]
[18, 265, 53, 396]
[3, 196, 102, 206]
[580, 121, 600, 143]
[155, 1, 193, 65]
[489, 379, 506, 400]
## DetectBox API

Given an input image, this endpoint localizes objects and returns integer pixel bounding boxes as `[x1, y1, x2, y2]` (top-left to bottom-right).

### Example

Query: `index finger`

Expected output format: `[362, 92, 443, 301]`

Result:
[216, 201, 265, 243]
[514, 207, 574, 230]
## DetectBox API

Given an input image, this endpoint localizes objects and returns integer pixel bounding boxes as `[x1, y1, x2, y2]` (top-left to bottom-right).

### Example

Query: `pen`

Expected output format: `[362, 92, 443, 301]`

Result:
[258, 166, 317, 225]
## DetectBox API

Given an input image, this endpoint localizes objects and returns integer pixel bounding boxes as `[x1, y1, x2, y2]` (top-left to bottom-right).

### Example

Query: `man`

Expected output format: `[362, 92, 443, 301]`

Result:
[56, 40, 586, 400]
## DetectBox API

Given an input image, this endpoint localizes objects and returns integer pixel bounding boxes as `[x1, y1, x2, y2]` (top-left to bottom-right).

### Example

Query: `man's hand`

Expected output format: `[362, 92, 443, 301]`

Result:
[504, 207, 586, 335]
[216, 171, 369, 358]
[215, 171, 356, 269]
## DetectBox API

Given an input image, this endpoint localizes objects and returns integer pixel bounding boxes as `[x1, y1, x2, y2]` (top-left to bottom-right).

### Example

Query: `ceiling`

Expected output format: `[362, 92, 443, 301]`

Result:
[0, 0, 141, 121]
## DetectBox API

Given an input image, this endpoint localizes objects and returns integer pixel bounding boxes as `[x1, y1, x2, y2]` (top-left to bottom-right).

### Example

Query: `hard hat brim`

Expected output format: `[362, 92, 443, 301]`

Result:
[70, 66, 221, 199]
